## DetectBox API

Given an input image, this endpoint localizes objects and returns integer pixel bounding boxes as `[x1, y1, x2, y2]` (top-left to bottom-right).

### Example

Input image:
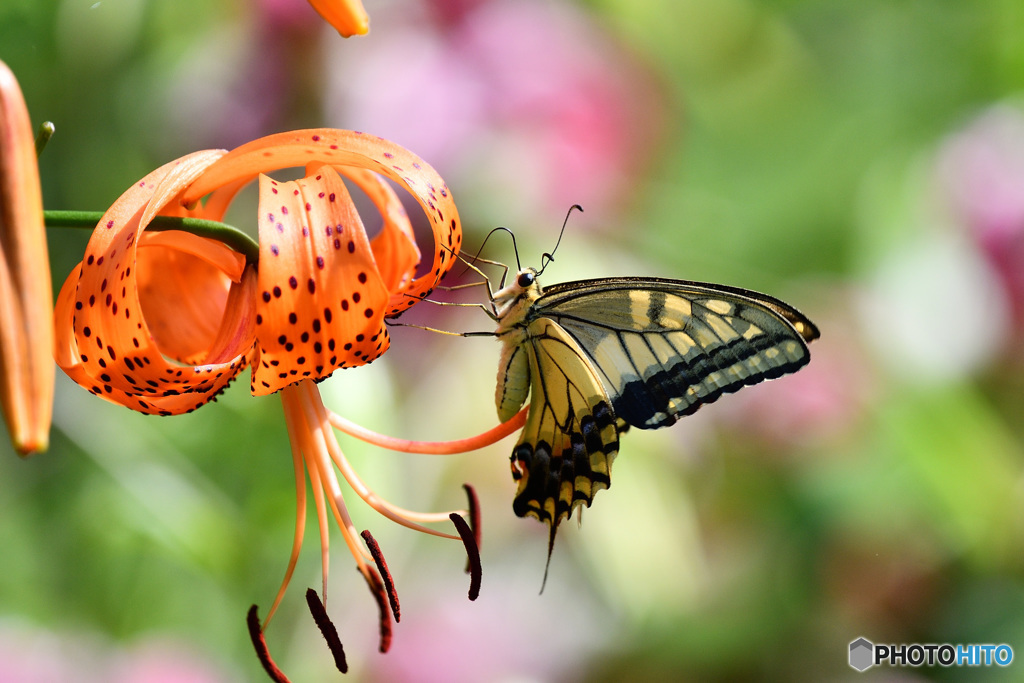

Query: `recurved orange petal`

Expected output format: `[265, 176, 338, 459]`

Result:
[345, 167, 421, 307]
[180, 129, 462, 316]
[55, 150, 256, 415]
[137, 231, 246, 365]
[251, 167, 390, 395]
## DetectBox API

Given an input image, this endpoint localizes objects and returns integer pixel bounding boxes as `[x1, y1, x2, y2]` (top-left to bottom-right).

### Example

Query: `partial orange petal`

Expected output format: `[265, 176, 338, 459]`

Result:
[136, 233, 238, 365]
[194, 176, 251, 223]
[344, 168, 421, 305]
[205, 265, 258, 366]
[56, 151, 256, 415]
[251, 168, 390, 396]
[138, 230, 246, 282]
[56, 263, 257, 414]
[181, 129, 462, 316]
[54, 265, 96, 389]
[0, 60, 53, 455]
[307, 0, 369, 37]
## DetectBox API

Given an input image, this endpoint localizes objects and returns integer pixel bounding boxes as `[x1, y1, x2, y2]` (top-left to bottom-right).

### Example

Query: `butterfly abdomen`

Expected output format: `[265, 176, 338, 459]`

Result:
[495, 339, 530, 422]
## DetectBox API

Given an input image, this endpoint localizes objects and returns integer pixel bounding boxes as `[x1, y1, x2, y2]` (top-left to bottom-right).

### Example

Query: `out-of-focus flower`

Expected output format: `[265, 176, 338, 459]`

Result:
[0, 623, 237, 683]
[308, 0, 369, 37]
[937, 105, 1024, 346]
[715, 308, 874, 453]
[326, 0, 663, 226]
[0, 60, 54, 456]
[859, 232, 1008, 381]
[158, 0, 366, 156]
[365, 568, 609, 683]
[53, 129, 487, 675]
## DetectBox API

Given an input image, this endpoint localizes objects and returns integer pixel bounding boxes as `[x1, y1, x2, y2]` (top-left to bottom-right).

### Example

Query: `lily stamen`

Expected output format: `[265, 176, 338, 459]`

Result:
[361, 530, 400, 622]
[449, 512, 482, 601]
[462, 483, 482, 572]
[246, 606, 292, 683]
[289, 383, 373, 566]
[328, 404, 528, 454]
[361, 564, 393, 653]
[305, 588, 348, 674]
[299, 381, 466, 539]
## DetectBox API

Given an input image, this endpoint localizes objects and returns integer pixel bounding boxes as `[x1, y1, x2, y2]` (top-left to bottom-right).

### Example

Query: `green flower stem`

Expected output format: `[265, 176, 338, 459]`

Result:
[44, 210, 260, 266]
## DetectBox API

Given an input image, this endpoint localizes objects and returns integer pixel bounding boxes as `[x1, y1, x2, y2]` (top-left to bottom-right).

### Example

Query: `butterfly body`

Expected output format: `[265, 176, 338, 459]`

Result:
[492, 270, 544, 422]
[491, 267, 819, 544]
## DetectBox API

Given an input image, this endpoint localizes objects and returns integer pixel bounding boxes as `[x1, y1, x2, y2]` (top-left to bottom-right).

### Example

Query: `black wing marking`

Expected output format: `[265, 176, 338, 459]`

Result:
[536, 278, 818, 430]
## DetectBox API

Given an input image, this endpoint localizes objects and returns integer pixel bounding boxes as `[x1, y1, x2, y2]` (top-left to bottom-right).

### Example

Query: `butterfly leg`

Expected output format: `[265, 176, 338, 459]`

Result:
[436, 279, 492, 293]
[391, 290, 499, 321]
[462, 254, 510, 291]
[383, 318, 496, 338]
[438, 242, 507, 306]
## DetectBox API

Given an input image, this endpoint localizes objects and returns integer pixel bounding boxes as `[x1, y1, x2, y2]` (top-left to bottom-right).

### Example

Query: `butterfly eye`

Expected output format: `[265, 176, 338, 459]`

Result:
[517, 271, 535, 288]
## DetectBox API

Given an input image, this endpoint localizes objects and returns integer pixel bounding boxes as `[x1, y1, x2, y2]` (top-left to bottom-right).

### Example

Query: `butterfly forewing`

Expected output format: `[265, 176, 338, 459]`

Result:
[534, 278, 819, 430]
[508, 318, 619, 528]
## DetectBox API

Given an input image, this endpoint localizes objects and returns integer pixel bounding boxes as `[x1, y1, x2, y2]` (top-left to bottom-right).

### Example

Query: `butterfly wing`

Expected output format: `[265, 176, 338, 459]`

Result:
[535, 277, 819, 430]
[508, 318, 621, 533]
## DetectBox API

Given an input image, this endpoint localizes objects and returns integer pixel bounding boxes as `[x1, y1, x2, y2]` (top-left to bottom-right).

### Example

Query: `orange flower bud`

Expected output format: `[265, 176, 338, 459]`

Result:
[0, 60, 53, 456]
[307, 0, 369, 37]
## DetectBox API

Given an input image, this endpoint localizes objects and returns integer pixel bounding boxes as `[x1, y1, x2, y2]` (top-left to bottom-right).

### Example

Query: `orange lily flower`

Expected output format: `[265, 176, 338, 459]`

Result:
[54, 129, 506, 675]
[0, 59, 54, 456]
[307, 0, 369, 37]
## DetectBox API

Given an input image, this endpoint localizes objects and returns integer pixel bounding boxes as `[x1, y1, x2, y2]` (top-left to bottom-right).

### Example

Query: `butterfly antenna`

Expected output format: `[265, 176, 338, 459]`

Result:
[538, 204, 583, 276]
[476, 226, 522, 289]
[490, 226, 521, 272]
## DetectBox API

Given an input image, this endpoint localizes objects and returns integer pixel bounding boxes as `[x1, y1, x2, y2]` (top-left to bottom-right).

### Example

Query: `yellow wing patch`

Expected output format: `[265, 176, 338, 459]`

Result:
[539, 280, 818, 429]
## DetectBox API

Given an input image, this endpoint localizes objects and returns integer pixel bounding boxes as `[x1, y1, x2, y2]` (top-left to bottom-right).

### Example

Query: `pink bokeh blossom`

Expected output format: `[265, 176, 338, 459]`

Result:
[711, 307, 873, 454]
[938, 106, 1024, 342]
[326, 0, 664, 225]
[0, 625, 236, 683]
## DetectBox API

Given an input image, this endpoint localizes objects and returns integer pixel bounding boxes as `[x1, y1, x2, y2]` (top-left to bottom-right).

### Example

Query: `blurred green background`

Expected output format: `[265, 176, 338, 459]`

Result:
[4, 0, 1024, 680]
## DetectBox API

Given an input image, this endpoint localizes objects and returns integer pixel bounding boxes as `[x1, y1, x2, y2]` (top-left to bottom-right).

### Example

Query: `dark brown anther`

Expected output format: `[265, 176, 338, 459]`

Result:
[246, 605, 292, 683]
[361, 529, 400, 622]
[449, 512, 481, 600]
[361, 565, 393, 653]
[462, 483, 481, 573]
[305, 588, 348, 674]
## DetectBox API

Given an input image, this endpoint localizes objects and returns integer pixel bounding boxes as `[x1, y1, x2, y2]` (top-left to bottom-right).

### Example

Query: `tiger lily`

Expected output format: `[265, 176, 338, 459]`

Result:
[0, 59, 53, 456]
[308, 0, 369, 37]
[53, 129, 514, 677]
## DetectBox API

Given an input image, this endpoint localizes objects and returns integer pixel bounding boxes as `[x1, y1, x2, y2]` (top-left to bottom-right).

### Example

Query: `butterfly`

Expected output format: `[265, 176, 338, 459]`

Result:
[489, 266, 820, 559]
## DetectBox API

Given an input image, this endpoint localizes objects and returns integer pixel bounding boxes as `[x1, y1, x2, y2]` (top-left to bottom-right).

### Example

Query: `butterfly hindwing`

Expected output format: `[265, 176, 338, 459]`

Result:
[534, 277, 820, 430]
[508, 318, 620, 528]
